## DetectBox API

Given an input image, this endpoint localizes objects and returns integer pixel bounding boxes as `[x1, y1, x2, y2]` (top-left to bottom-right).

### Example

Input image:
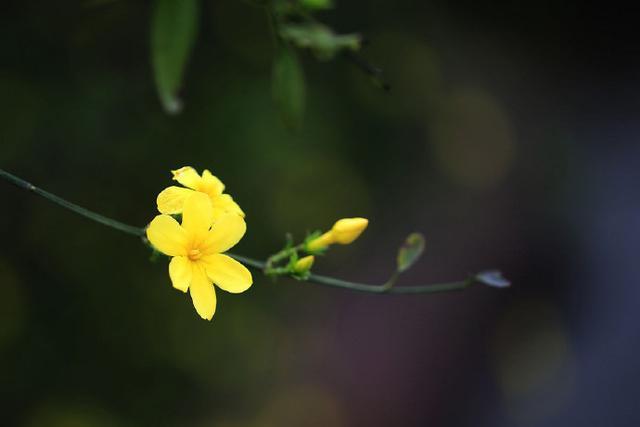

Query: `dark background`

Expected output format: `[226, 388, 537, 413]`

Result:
[1, 1, 639, 426]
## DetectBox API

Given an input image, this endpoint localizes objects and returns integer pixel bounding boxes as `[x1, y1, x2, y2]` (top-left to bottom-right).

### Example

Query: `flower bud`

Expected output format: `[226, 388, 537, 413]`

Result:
[306, 217, 369, 251]
[329, 217, 368, 244]
[294, 255, 315, 274]
[306, 231, 334, 252]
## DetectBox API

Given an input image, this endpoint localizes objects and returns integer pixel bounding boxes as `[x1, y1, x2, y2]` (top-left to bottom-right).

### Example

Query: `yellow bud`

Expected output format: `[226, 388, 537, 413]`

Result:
[330, 217, 369, 244]
[306, 217, 369, 251]
[306, 231, 335, 251]
[294, 255, 315, 273]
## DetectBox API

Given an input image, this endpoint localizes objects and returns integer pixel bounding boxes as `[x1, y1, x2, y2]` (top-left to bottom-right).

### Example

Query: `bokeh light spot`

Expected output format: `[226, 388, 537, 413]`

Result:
[430, 88, 515, 190]
[254, 385, 347, 427]
[491, 299, 575, 423]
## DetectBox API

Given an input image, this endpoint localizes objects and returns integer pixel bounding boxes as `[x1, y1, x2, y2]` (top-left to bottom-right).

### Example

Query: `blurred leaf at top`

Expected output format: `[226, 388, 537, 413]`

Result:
[397, 233, 426, 273]
[299, 0, 334, 10]
[272, 43, 306, 130]
[279, 23, 361, 61]
[151, 0, 199, 114]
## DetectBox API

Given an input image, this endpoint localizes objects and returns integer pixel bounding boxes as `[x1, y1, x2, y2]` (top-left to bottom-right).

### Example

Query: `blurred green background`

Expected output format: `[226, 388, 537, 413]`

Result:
[2, 1, 639, 426]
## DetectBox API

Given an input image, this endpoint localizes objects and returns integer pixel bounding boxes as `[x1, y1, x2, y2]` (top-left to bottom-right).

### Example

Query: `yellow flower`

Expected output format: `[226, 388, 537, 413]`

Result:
[306, 217, 369, 251]
[146, 192, 252, 320]
[293, 255, 315, 274]
[157, 166, 244, 222]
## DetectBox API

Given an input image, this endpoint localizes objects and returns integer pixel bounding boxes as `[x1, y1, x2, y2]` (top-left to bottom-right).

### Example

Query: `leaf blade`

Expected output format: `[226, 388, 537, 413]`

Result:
[151, 0, 199, 114]
[397, 233, 426, 273]
[272, 43, 306, 129]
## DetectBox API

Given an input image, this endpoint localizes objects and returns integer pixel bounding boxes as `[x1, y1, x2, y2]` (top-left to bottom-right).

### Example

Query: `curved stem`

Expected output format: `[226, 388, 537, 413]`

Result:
[308, 274, 473, 294]
[228, 253, 267, 271]
[1, 168, 481, 295]
[226, 253, 474, 294]
[0, 169, 144, 237]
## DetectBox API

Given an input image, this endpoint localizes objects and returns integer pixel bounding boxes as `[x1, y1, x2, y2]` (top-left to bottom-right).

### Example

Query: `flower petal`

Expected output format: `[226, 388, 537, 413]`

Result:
[211, 194, 245, 221]
[201, 213, 246, 254]
[169, 256, 192, 293]
[203, 254, 252, 294]
[200, 169, 225, 195]
[189, 263, 216, 320]
[171, 166, 202, 190]
[181, 192, 214, 233]
[146, 215, 187, 256]
[157, 186, 194, 214]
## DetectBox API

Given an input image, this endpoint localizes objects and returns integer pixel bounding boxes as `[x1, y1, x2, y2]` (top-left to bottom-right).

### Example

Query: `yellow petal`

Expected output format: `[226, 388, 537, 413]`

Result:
[157, 186, 194, 214]
[200, 169, 225, 195]
[201, 213, 246, 254]
[203, 254, 252, 294]
[211, 193, 245, 221]
[146, 215, 187, 256]
[169, 256, 192, 292]
[171, 166, 202, 190]
[181, 192, 214, 233]
[189, 263, 216, 320]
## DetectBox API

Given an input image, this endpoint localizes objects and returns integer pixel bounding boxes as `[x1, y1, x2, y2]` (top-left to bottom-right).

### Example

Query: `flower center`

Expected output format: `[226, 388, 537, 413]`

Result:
[188, 248, 202, 261]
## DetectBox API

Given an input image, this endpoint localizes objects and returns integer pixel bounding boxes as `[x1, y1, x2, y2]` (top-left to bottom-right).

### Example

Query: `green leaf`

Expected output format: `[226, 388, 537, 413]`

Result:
[396, 233, 426, 273]
[300, 0, 334, 10]
[272, 44, 306, 129]
[475, 270, 510, 288]
[151, 0, 199, 114]
[279, 23, 361, 61]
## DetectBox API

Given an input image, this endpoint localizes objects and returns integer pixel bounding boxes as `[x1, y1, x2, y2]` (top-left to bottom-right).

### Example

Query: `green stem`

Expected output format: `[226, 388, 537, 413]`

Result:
[1, 167, 481, 295]
[263, 241, 304, 275]
[0, 168, 144, 237]
[307, 273, 474, 294]
[226, 253, 474, 294]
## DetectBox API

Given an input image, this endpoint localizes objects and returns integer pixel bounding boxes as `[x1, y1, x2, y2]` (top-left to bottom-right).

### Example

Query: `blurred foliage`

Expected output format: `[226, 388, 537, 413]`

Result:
[279, 23, 361, 61]
[151, 0, 199, 114]
[146, 0, 381, 126]
[271, 43, 305, 129]
[396, 233, 426, 274]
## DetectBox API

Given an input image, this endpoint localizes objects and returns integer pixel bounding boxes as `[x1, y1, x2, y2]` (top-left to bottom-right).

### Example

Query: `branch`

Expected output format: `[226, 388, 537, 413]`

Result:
[0, 168, 496, 295]
[0, 169, 144, 237]
[226, 253, 474, 294]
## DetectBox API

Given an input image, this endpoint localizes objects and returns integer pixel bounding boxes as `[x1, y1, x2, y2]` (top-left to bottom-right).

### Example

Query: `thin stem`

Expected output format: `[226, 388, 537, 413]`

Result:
[227, 253, 266, 270]
[1, 167, 481, 295]
[226, 252, 475, 295]
[0, 168, 144, 237]
[264, 241, 305, 275]
[344, 51, 391, 91]
[305, 273, 473, 294]
[290, 6, 390, 91]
